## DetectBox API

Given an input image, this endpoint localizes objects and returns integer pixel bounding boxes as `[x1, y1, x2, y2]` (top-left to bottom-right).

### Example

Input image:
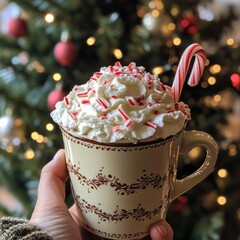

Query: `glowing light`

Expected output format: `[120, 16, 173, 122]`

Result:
[151, 9, 160, 18]
[210, 64, 221, 74]
[46, 123, 54, 131]
[149, 1, 156, 9]
[31, 132, 38, 140]
[226, 38, 234, 46]
[201, 82, 208, 88]
[170, 6, 179, 16]
[152, 66, 164, 75]
[36, 134, 44, 143]
[188, 147, 201, 160]
[86, 37, 96, 46]
[44, 13, 55, 23]
[6, 145, 14, 153]
[113, 49, 123, 59]
[31, 61, 45, 73]
[53, 73, 62, 82]
[218, 169, 228, 178]
[168, 23, 176, 31]
[229, 144, 237, 156]
[217, 196, 227, 205]
[230, 73, 240, 90]
[213, 94, 221, 102]
[208, 77, 216, 85]
[173, 37, 181, 46]
[24, 149, 35, 160]
[137, 7, 146, 18]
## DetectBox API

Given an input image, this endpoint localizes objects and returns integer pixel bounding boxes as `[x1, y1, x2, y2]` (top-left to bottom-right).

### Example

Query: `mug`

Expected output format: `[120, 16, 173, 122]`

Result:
[61, 126, 218, 239]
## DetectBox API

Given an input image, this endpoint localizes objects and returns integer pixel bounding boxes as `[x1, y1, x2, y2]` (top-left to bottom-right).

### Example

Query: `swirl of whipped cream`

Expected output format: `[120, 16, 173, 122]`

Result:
[51, 62, 190, 143]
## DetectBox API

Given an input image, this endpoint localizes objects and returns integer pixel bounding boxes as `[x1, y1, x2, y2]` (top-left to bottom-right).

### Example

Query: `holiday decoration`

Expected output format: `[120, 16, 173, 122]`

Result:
[54, 40, 78, 66]
[0, 111, 25, 150]
[0, 114, 13, 140]
[230, 73, 240, 90]
[172, 43, 206, 102]
[7, 17, 28, 37]
[47, 88, 67, 111]
[178, 14, 198, 35]
[171, 196, 188, 212]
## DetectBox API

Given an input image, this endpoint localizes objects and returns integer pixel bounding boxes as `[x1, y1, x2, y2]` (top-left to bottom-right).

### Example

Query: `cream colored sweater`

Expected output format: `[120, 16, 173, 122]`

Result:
[0, 217, 52, 240]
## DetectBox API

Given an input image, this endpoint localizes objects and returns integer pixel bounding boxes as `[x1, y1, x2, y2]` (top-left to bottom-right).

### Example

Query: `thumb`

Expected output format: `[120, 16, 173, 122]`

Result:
[150, 220, 173, 240]
[35, 149, 68, 207]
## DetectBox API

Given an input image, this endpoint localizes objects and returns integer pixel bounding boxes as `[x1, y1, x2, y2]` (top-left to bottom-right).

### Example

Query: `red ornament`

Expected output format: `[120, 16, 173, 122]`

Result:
[171, 196, 188, 212]
[7, 17, 28, 38]
[54, 41, 78, 66]
[230, 73, 240, 90]
[47, 89, 67, 111]
[178, 15, 198, 35]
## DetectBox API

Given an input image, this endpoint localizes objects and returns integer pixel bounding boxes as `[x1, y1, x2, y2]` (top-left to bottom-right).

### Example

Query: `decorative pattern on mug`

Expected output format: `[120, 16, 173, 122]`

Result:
[80, 220, 148, 239]
[75, 195, 163, 222]
[67, 161, 174, 195]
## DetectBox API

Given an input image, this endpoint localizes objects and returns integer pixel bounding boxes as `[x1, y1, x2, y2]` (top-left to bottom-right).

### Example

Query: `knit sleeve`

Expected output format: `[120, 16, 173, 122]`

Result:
[0, 217, 53, 240]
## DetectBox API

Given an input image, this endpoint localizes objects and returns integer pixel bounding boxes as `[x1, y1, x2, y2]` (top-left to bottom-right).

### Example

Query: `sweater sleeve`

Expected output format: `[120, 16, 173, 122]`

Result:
[0, 216, 53, 240]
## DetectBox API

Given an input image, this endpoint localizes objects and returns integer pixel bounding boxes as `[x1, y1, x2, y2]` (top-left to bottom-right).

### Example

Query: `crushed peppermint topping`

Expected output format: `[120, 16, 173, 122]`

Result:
[51, 62, 191, 143]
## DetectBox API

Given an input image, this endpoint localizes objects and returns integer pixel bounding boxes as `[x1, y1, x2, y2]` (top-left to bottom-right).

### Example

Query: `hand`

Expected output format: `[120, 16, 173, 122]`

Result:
[30, 149, 173, 240]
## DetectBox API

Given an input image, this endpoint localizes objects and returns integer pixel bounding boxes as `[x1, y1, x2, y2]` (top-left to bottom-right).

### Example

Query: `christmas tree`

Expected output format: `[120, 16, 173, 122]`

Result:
[0, 0, 239, 239]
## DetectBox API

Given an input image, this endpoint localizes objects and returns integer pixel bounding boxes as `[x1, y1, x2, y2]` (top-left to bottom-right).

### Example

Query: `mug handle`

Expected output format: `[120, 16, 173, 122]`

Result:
[170, 130, 218, 201]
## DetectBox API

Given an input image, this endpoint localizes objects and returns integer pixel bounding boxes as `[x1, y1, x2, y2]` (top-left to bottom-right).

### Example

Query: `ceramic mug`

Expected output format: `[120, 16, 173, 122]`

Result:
[61, 126, 218, 240]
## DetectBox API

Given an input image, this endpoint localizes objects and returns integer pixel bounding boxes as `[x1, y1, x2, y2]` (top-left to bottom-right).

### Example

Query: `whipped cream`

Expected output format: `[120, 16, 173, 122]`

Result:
[51, 62, 190, 143]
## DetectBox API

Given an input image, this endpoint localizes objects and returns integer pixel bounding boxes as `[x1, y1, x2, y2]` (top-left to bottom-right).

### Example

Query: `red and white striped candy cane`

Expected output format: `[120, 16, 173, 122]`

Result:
[171, 43, 207, 102]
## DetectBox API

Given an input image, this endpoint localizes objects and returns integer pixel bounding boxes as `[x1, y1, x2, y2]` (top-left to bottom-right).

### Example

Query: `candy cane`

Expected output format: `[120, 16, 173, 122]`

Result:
[171, 43, 207, 102]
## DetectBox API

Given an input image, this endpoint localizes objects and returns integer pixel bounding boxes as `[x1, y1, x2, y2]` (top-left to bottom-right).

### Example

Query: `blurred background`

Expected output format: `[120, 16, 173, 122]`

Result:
[0, 0, 239, 239]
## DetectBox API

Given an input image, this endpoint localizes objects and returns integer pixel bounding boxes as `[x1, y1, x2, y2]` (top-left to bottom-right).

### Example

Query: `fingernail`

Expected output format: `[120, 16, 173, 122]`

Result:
[156, 224, 168, 238]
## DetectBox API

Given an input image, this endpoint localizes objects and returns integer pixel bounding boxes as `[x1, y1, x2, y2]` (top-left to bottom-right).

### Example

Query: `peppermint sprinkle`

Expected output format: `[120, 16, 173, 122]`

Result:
[126, 96, 136, 106]
[96, 97, 110, 109]
[145, 121, 158, 129]
[124, 119, 133, 128]
[64, 96, 69, 106]
[68, 111, 78, 120]
[113, 125, 121, 133]
[81, 99, 90, 104]
[118, 107, 129, 120]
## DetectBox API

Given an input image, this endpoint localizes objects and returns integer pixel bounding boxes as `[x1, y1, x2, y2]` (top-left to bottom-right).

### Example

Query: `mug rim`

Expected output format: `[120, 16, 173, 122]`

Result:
[60, 125, 185, 148]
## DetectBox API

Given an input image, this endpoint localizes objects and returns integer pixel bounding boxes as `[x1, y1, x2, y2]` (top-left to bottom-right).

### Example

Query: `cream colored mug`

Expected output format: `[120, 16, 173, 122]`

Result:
[61, 126, 218, 240]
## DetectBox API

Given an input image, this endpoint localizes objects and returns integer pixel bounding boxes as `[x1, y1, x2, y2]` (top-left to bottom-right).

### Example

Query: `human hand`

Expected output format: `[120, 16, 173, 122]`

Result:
[30, 149, 173, 240]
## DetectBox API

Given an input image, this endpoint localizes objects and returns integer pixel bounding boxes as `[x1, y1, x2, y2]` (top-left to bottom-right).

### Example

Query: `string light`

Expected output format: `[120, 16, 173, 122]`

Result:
[201, 81, 208, 88]
[217, 196, 227, 205]
[31, 61, 45, 73]
[24, 149, 35, 160]
[53, 73, 62, 82]
[31, 132, 38, 140]
[228, 144, 237, 156]
[210, 64, 221, 74]
[226, 38, 234, 46]
[151, 9, 160, 17]
[46, 123, 54, 131]
[113, 49, 123, 59]
[44, 13, 55, 23]
[218, 169, 228, 178]
[152, 66, 164, 75]
[173, 37, 181, 46]
[213, 94, 221, 103]
[170, 6, 179, 16]
[31, 131, 48, 143]
[208, 76, 216, 85]
[187, 147, 201, 160]
[6, 145, 14, 153]
[86, 37, 96, 46]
